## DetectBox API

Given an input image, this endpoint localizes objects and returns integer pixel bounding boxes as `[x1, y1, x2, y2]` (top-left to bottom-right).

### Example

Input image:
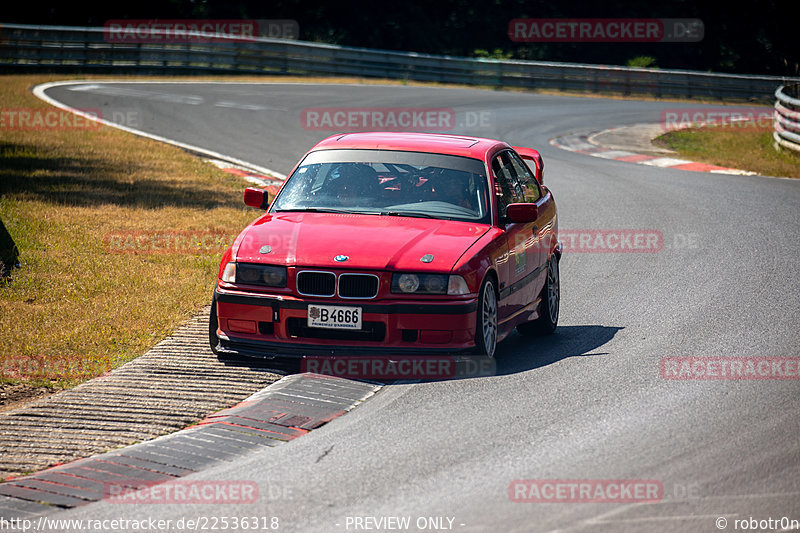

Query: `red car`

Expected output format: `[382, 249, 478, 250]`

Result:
[210, 132, 560, 359]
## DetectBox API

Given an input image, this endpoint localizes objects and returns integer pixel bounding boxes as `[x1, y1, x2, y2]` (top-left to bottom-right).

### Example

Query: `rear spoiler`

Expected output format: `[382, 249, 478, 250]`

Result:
[512, 146, 544, 185]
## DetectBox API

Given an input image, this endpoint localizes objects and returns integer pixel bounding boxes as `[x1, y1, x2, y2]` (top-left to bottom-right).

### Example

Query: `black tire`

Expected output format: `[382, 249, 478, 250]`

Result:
[209, 299, 221, 355]
[517, 253, 560, 337]
[475, 276, 499, 358]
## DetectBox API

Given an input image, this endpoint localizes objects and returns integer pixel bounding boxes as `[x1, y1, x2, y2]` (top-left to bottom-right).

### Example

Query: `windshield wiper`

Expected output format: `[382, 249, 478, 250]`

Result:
[381, 211, 438, 219]
[275, 207, 353, 214]
[275, 207, 387, 216]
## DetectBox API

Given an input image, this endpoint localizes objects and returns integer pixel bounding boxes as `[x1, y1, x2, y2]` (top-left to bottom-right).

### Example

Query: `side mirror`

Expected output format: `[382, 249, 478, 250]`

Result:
[512, 146, 545, 184]
[506, 203, 539, 223]
[244, 187, 268, 209]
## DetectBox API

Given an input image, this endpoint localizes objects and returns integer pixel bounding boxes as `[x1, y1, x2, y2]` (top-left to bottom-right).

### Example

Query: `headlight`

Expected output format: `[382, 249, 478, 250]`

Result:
[424, 275, 446, 293]
[237, 264, 262, 283]
[222, 262, 287, 288]
[396, 273, 420, 293]
[262, 268, 286, 286]
[391, 273, 461, 295]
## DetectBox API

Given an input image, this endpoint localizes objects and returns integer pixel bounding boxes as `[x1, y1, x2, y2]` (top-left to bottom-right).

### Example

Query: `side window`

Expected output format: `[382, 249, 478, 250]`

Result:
[492, 155, 516, 218]
[494, 150, 541, 219]
[508, 152, 542, 203]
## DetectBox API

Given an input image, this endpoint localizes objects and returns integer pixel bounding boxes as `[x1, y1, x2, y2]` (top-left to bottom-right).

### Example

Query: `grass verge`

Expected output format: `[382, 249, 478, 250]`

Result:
[654, 126, 800, 178]
[0, 74, 258, 391]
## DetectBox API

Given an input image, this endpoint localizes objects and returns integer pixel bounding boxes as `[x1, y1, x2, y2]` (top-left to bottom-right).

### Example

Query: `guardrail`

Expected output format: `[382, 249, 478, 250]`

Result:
[1, 23, 799, 102]
[774, 85, 800, 153]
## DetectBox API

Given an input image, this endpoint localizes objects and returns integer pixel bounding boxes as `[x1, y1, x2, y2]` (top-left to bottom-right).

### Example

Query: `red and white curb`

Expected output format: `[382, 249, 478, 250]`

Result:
[205, 158, 285, 197]
[549, 127, 756, 175]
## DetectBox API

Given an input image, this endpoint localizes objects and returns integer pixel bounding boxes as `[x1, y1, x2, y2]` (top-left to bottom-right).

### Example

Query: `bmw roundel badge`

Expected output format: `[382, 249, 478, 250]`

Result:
[334, 255, 349, 262]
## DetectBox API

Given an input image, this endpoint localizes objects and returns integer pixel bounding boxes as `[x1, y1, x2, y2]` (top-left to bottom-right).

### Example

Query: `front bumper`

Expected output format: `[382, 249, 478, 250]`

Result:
[213, 287, 479, 357]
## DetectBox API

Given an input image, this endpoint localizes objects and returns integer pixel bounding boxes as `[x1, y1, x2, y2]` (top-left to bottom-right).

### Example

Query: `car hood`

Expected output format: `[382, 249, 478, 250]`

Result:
[235, 212, 489, 272]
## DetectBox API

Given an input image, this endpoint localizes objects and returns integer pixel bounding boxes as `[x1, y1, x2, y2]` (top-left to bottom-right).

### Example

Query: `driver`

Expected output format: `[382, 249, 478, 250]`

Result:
[330, 163, 380, 207]
[430, 171, 474, 210]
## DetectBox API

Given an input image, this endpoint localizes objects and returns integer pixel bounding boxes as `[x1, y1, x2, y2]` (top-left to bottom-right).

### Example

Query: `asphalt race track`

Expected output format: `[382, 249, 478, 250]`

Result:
[39, 82, 800, 532]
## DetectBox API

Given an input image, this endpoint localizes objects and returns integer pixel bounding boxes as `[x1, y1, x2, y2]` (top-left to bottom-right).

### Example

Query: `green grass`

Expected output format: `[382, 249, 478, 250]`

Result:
[654, 126, 800, 178]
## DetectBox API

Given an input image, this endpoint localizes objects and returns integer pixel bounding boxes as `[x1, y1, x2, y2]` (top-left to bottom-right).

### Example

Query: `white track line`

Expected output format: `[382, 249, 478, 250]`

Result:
[32, 80, 286, 180]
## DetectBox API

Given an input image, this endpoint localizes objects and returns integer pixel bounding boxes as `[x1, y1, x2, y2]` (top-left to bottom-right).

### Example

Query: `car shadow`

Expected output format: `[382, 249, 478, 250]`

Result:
[214, 324, 623, 384]
[492, 324, 623, 377]
[215, 352, 299, 375]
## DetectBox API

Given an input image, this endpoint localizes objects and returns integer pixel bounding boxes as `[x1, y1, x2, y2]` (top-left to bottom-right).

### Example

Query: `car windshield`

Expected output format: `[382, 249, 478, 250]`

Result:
[271, 149, 491, 223]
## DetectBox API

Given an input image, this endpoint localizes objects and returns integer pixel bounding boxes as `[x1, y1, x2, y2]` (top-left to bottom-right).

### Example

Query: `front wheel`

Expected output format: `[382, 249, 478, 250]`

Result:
[475, 277, 498, 358]
[517, 253, 559, 336]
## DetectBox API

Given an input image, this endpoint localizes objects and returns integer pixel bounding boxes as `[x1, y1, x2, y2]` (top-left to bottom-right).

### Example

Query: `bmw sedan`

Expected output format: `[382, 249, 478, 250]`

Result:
[210, 131, 560, 359]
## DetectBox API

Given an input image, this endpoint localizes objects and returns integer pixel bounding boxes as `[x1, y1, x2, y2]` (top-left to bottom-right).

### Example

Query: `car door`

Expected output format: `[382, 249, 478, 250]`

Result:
[491, 151, 542, 324]
[506, 150, 548, 291]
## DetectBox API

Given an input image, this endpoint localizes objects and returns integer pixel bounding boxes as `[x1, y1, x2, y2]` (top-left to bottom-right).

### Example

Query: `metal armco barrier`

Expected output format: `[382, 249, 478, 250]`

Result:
[774, 84, 800, 153]
[1, 23, 799, 102]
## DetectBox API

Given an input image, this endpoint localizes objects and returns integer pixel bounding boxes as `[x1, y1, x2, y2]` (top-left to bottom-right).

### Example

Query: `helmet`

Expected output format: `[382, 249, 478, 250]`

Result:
[329, 163, 379, 206]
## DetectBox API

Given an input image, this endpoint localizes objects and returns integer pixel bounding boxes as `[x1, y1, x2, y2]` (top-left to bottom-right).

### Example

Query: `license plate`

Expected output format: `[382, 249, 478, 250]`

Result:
[307, 305, 362, 330]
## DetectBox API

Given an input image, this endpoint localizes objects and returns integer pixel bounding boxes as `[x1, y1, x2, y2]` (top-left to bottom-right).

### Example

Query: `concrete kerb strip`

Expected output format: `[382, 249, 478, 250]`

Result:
[0, 308, 285, 477]
[0, 373, 382, 518]
[550, 123, 760, 176]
